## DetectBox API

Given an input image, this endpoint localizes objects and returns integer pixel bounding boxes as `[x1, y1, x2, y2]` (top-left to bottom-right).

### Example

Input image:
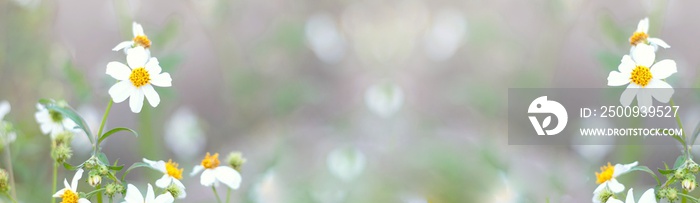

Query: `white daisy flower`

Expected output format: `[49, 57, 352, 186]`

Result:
[607, 44, 677, 108]
[191, 152, 242, 190]
[592, 162, 637, 202]
[35, 103, 78, 138]
[142, 158, 187, 199]
[165, 107, 206, 159]
[123, 184, 174, 203]
[52, 169, 91, 203]
[113, 22, 152, 56]
[629, 17, 670, 54]
[607, 188, 656, 203]
[106, 46, 172, 113]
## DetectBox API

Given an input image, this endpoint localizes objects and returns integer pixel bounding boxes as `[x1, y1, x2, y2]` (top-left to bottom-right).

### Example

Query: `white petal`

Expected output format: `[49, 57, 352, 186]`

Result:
[172, 179, 186, 198]
[0, 101, 10, 120]
[606, 197, 624, 203]
[53, 188, 66, 198]
[108, 81, 134, 103]
[113, 41, 134, 51]
[155, 175, 172, 188]
[648, 38, 670, 48]
[145, 57, 161, 75]
[154, 193, 174, 203]
[632, 44, 655, 68]
[594, 182, 607, 194]
[613, 161, 639, 177]
[78, 198, 92, 203]
[637, 89, 653, 109]
[638, 188, 657, 203]
[214, 166, 242, 190]
[127, 47, 149, 68]
[133, 22, 145, 37]
[607, 178, 625, 193]
[72, 168, 84, 191]
[129, 89, 145, 113]
[637, 17, 649, 33]
[106, 62, 132, 80]
[607, 71, 630, 86]
[63, 179, 70, 190]
[200, 169, 216, 186]
[191, 165, 204, 176]
[150, 73, 172, 87]
[125, 184, 144, 203]
[142, 85, 161, 107]
[625, 188, 635, 203]
[650, 59, 677, 79]
[142, 158, 166, 172]
[618, 55, 636, 74]
[647, 80, 674, 103]
[620, 84, 639, 106]
[146, 184, 155, 202]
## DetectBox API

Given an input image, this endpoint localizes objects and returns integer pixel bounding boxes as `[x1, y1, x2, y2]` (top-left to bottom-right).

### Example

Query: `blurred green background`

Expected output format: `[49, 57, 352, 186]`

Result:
[1, 0, 699, 202]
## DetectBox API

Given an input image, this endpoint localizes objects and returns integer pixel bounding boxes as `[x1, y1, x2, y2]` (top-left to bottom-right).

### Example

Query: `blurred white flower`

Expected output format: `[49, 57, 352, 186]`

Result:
[113, 22, 152, 57]
[572, 118, 613, 163]
[123, 184, 174, 203]
[607, 44, 676, 108]
[0, 101, 15, 146]
[482, 173, 518, 203]
[327, 147, 366, 182]
[35, 103, 77, 138]
[305, 13, 347, 64]
[593, 162, 638, 202]
[52, 169, 91, 203]
[165, 107, 206, 159]
[251, 170, 282, 203]
[365, 83, 404, 117]
[191, 152, 242, 190]
[629, 18, 670, 54]
[310, 180, 346, 203]
[106, 47, 172, 113]
[142, 158, 186, 199]
[607, 188, 656, 203]
[423, 8, 467, 61]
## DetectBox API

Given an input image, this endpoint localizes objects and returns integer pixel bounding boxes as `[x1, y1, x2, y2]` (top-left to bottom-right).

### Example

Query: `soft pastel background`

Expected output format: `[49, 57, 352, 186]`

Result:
[1, 0, 700, 202]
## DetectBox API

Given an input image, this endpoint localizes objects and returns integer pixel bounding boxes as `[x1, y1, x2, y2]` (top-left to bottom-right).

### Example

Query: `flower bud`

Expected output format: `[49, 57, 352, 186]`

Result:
[667, 188, 679, 201]
[675, 169, 686, 179]
[105, 182, 124, 198]
[690, 162, 700, 174]
[165, 183, 185, 199]
[54, 130, 74, 146]
[227, 152, 246, 172]
[683, 175, 697, 192]
[0, 169, 10, 193]
[597, 187, 613, 203]
[88, 171, 101, 187]
[97, 164, 109, 176]
[84, 156, 98, 170]
[51, 144, 73, 163]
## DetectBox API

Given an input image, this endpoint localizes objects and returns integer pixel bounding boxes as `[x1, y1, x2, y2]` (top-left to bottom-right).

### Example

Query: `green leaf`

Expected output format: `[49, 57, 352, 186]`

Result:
[97, 152, 109, 165]
[63, 162, 79, 170]
[39, 99, 94, 144]
[629, 166, 660, 185]
[658, 168, 675, 175]
[674, 154, 687, 169]
[106, 165, 124, 171]
[121, 162, 150, 181]
[98, 127, 138, 145]
[672, 134, 687, 149]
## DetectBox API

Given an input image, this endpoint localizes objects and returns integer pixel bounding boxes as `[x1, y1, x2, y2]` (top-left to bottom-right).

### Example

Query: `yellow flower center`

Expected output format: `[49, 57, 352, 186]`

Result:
[129, 67, 150, 88]
[630, 65, 653, 87]
[629, 32, 648, 46]
[60, 189, 79, 203]
[201, 152, 220, 169]
[166, 159, 183, 180]
[133, 35, 151, 48]
[595, 162, 615, 184]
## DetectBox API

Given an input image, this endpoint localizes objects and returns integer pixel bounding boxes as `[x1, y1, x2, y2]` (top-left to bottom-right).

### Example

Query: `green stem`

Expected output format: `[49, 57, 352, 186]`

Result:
[4, 143, 16, 200]
[683, 189, 688, 203]
[96, 184, 103, 203]
[4, 192, 17, 203]
[226, 188, 231, 203]
[51, 140, 57, 203]
[95, 100, 114, 152]
[670, 99, 689, 157]
[212, 186, 222, 203]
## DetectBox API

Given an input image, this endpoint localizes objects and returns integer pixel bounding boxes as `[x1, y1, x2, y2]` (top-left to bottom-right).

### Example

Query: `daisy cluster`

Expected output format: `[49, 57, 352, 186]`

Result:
[596, 18, 700, 203]
[0, 22, 248, 203]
